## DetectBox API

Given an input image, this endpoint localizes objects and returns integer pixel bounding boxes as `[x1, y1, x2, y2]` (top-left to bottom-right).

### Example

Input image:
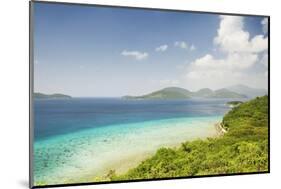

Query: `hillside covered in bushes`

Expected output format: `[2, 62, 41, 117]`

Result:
[110, 96, 268, 180]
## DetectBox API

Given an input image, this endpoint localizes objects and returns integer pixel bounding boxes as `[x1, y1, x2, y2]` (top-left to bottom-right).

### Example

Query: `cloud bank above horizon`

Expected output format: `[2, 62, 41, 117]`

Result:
[183, 16, 268, 90]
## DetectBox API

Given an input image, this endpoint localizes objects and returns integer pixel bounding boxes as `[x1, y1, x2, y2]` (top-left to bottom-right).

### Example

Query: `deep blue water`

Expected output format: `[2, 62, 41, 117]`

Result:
[34, 98, 237, 141]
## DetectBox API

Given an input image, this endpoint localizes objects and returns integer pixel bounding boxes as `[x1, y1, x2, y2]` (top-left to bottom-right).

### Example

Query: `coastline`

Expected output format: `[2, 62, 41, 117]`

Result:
[35, 116, 223, 185]
[94, 120, 227, 182]
[110, 96, 268, 180]
[214, 122, 227, 136]
[33, 95, 268, 186]
[86, 119, 227, 182]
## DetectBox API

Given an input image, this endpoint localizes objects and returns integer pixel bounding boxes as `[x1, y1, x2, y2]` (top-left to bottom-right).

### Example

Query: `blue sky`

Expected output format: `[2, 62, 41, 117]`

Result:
[34, 2, 268, 97]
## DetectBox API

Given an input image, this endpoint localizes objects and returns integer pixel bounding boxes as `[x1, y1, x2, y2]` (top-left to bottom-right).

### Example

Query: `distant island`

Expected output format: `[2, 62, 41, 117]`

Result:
[123, 87, 192, 100]
[34, 92, 72, 99]
[123, 87, 247, 100]
[227, 84, 268, 98]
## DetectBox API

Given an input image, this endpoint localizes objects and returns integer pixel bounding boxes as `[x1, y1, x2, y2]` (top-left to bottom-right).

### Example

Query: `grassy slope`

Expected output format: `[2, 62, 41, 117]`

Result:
[110, 96, 268, 180]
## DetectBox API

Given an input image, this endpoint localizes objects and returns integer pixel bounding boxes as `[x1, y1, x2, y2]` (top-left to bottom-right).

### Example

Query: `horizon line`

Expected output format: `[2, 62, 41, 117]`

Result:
[34, 84, 268, 98]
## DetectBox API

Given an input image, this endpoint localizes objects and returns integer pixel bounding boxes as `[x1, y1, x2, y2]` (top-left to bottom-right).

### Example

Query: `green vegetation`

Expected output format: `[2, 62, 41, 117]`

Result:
[193, 88, 214, 97]
[227, 101, 243, 105]
[227, 101, 243, 108]
[111, 96, 268, 180]
[211, 88, 246, 98]
[123, 87, 246, 100]
[123, 87, 192, 100]
[34, 92, 72, 99]
[193, 88, 246, 98]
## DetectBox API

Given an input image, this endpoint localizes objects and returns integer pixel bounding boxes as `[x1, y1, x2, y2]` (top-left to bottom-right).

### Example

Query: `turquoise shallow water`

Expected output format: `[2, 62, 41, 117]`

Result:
[34, 115, 222, 184]
[34, 98, 235, 185]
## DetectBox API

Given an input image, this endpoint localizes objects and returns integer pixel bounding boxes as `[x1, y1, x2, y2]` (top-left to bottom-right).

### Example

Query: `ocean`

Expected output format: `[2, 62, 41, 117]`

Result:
[33, 98, 234, 184]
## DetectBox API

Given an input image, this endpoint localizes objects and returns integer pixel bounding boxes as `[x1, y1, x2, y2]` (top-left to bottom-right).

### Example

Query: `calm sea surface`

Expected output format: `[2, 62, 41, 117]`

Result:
[34, 98, 234, 141]
[33, 98, 242, 184]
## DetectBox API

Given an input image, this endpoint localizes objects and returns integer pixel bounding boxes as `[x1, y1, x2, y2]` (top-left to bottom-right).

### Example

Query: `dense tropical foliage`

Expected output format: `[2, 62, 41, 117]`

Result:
[110, 96, 268, 180]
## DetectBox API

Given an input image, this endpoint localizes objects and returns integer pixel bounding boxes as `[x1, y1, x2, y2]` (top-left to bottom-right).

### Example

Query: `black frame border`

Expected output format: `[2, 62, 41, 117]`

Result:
[29, 1, 270, 188]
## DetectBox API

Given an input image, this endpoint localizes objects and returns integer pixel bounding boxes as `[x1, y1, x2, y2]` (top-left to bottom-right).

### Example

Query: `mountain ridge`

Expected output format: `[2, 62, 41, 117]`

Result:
[226, 84, 267, 98]
[123, 86, 249, 100]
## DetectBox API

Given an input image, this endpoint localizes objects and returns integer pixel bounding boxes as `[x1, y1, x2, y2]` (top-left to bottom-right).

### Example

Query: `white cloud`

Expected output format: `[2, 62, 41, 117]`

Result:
[189, 53, 257, 71]
[159, 79, 179, 86]
[174, 41, 188, 49]
[174, 41, 196, 51]
[260, 53, 268, 67]
[190, 44, 196, 51]
[214, 16, 268, 53]
[155, 44, 168, 52]
[261, 18, 268, 34]
[121, 50, 148, 61]
[183, 15, 268, 90]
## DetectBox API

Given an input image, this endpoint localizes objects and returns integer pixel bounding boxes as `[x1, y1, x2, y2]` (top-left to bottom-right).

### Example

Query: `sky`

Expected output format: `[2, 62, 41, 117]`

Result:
[33, 2, 268, 97]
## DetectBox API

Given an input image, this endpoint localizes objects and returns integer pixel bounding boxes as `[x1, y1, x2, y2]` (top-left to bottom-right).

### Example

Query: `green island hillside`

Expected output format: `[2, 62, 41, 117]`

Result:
[34, 92, 72, 99]
[226, 101, 243, 108]
[123, 87, 192, 100]
[123, 87, 246, 100]
[108, 96, 268, 180]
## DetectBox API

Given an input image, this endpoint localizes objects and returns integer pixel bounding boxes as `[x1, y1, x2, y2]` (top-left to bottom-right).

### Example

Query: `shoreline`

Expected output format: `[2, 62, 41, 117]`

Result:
[85, 120, 226, 183]
[35, 116, 223, 185]
[214, 122, 227, 136]
[34, 96, 269, 186]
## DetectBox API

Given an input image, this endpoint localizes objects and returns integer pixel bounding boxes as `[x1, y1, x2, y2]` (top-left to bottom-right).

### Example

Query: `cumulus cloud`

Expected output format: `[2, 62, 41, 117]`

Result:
[159, 79, 179, 86]
[174, 41, 196, 51]
[155, 44, 168, 52]
[174, 41, 188, 49]
[214, 16, 268, 53]
[189, 53, 258, 71]
[190, 44, 196, 51]
[261, 18, 268, 34]
[184, 15, 268, 90]
[259, 53, 268, 67]
[121, 50, 148, 61]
